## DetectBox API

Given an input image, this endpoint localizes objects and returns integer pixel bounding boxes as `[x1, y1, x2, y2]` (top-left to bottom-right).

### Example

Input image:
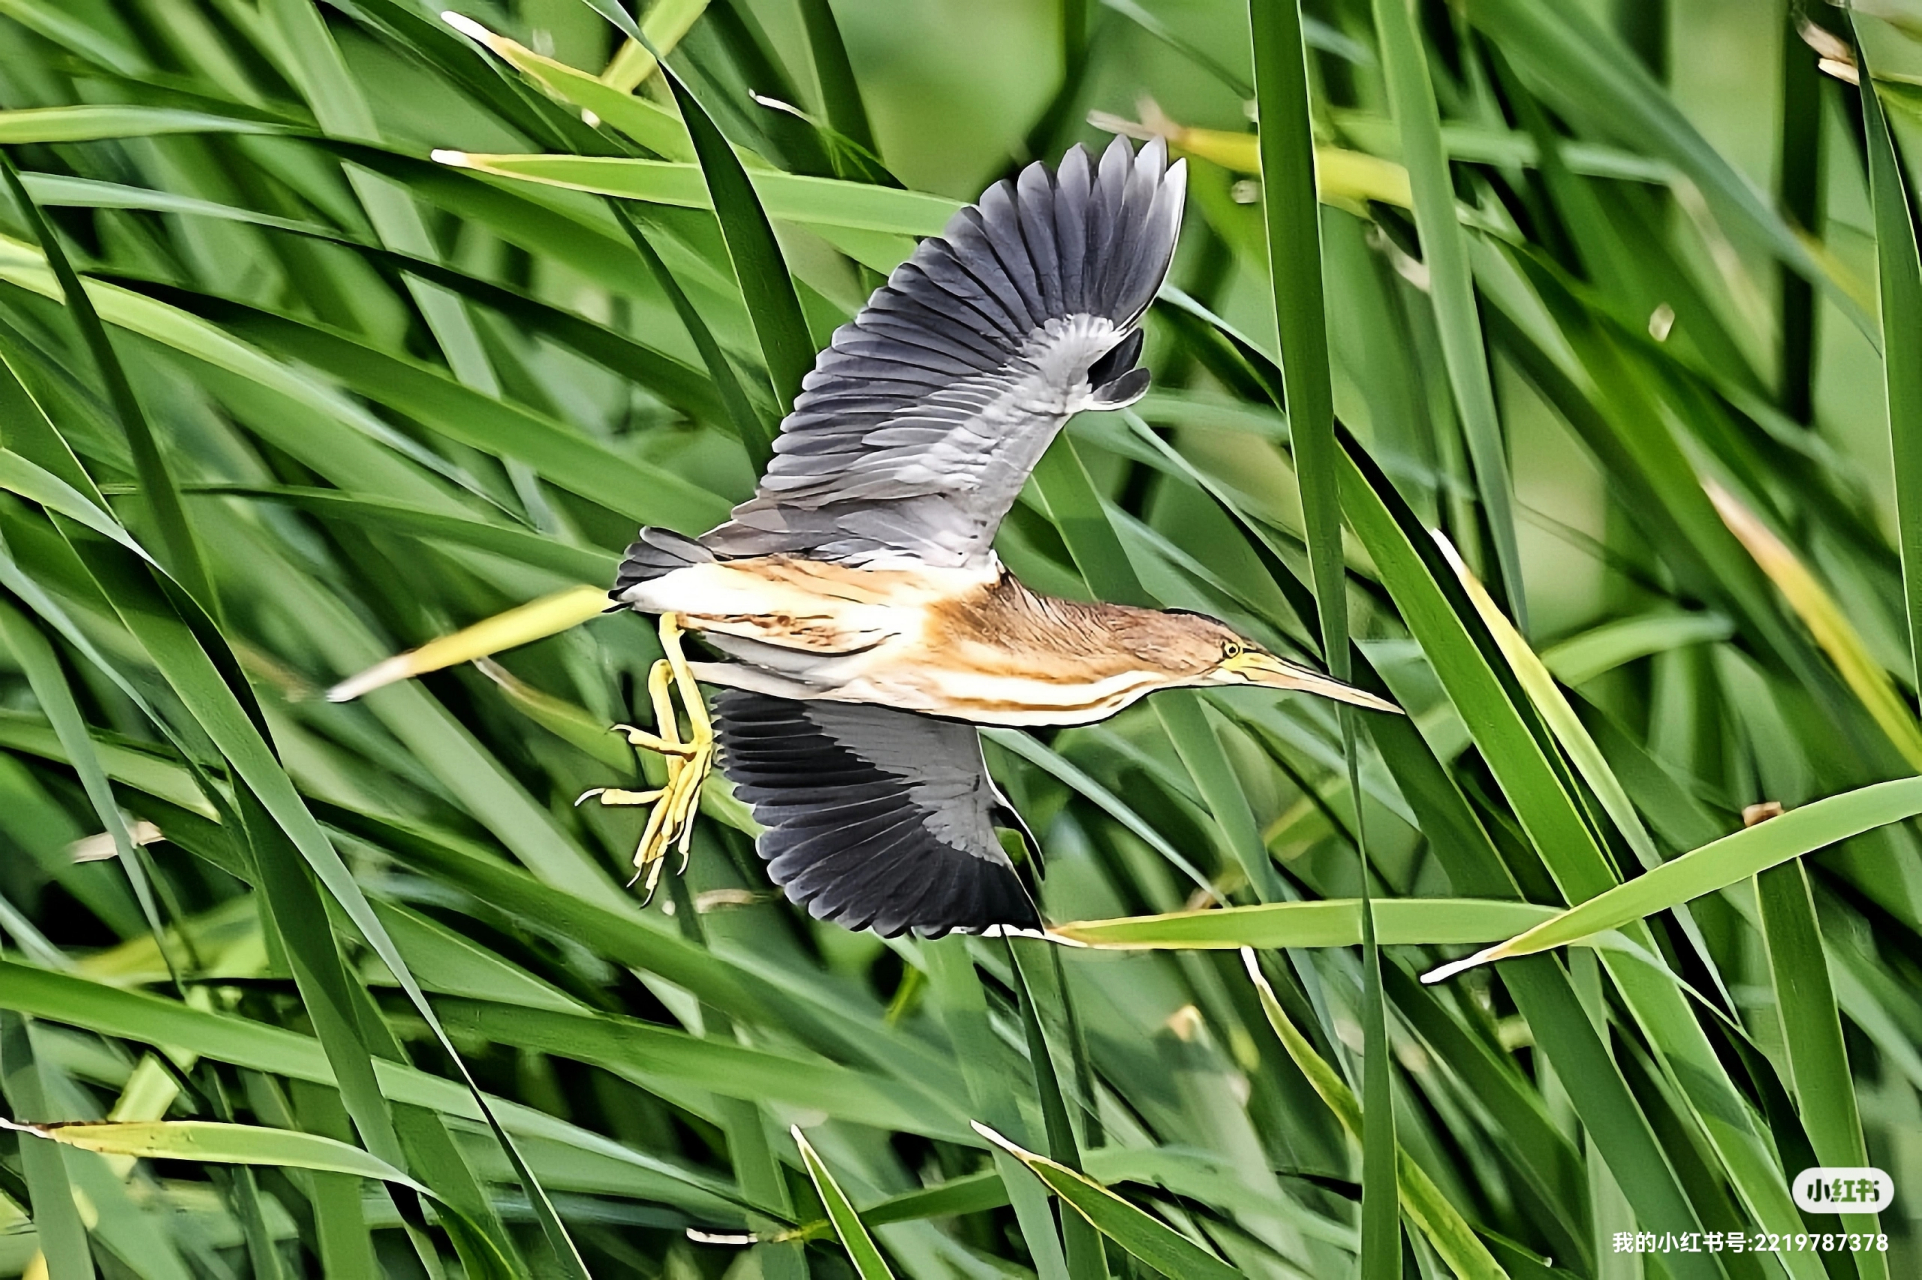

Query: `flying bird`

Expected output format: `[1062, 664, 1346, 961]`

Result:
[593, 136, 1397, 937]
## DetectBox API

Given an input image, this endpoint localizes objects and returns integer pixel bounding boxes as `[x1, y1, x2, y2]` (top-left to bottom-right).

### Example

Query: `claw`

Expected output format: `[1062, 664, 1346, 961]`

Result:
[586, 614, 715, 903]
[612, 722, 698, 755]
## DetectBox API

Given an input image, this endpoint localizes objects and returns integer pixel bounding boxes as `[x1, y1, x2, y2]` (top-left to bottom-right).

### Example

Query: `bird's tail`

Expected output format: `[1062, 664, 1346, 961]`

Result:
[612, 527, 713, 603]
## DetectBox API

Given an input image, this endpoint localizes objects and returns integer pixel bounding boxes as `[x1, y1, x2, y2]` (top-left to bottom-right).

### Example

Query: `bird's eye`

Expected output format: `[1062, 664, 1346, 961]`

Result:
[1223, 641, 1244, 660]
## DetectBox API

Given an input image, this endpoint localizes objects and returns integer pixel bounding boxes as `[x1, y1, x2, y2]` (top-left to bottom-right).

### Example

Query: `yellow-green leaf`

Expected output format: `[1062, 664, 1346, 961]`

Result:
[1707, 479, 1922, 770]
[792, 1127, 894, 1279]
[6, 1119, 424, 1190]
[972, 1123, 1239, 1280]
[327, 585, 607, 702]
[431, 152, 961, 237]
[1427, 777, 1922, 980]
[1052, 898, 1558, 949]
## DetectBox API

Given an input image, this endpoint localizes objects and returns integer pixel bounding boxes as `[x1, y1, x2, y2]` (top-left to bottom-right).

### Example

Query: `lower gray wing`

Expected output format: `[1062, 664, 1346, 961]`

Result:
[697, 136, 1185, 571]
[713, 690, 1040, 937]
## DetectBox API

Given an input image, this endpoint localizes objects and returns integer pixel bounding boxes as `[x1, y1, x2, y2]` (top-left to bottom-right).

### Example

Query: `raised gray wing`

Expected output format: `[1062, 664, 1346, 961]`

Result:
[701, 136, 1186, 570]
[713, 689, 1040, 937]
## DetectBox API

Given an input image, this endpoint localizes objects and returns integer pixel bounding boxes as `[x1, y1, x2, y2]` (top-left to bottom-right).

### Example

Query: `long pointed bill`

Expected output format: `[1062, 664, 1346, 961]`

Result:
[1220, 651, 1403, 714]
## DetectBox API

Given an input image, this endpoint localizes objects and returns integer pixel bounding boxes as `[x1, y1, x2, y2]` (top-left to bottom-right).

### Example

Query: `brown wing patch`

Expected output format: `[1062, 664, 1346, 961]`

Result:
[683, 611, 888, 656]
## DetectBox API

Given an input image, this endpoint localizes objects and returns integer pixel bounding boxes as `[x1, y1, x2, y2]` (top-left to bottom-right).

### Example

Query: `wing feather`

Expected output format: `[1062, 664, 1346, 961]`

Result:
[688, 136, 1185, 571]
[714, 690, 1039, 937]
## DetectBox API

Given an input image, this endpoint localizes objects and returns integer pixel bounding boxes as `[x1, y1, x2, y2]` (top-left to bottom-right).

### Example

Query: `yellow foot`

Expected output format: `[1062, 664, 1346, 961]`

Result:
[581, 614, 713, 902]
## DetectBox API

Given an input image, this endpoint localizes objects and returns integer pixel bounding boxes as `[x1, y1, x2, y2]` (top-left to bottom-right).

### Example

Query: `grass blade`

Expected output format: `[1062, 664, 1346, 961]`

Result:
[984, 726, 1221, 901]
[656, 51, 812, 464]
[1009, 941, 1107, 1280]
[6, 1119, 426, 1188]
[0, 959, 752, 1215]
[1428, 777, 1922, 978]
[1706, 479, 1922, 770]
[1053, 899, 1559, 948]
[973, 1122, 1240, 1280]
[0, 450, 139, 553]
[436, 999, 965, 1137]
[1375, 0, 1524, 629]
[1244, 952, 1507, 1279]
[0, 1014, 95, 1280]
[0, 105, 282, 142]
[236, 782, 443, 1266]
[1756, 860, 1887, 1280]
[14, 1111, 513, 1277]
[792, 1126, 895, 1280]
[1336, 421, 1803, 1276]
[605, 198, 775, 468]
[0, 154, 212, 610]
[1777, 5, 1822, 423]
[860, 1170, 1008, 1223]
[1335, 432, 1613, 901]
[441, 12, 695, 160]
[1434, 532, 1736, 1007]
[924, 938, 1068, 1280]
[432, 153, 956, 234]
[192, 485, 615, 581]
[1857, 23, 1922, 696]
[134, 289, 729, 529]
[326, 585, 606, 701]
[1250, 3, 1395, 1264]
[600, 0, 709, 92]
[1466, 0, 1870, 334]
[74, 538, 589, 1278]
[288, 1082, 377, 1279]
[1248, 0, 1339, 670]
[796, 0, 877, 157]
[0, 601, 176, 980]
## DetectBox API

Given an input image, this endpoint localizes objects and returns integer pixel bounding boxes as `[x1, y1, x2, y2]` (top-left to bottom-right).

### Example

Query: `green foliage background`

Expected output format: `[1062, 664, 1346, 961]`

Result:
[0, 0, 1920, 1276]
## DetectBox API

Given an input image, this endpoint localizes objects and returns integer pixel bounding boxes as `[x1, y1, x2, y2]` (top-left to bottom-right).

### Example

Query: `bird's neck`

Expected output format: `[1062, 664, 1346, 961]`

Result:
[942, 572, 1194, 679]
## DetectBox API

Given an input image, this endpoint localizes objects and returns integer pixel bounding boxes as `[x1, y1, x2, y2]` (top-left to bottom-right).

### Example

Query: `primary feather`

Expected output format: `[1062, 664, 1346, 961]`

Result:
[714, 690, 1039, 937]
[616, 134, 1185, 587]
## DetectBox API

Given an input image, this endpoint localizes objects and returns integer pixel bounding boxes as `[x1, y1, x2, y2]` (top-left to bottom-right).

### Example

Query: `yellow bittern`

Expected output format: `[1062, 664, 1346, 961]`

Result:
[593, 137, 1397, 936]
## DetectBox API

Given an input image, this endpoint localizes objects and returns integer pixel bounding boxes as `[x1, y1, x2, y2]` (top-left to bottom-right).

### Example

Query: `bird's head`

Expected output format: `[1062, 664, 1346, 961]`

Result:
[1151, 610, 1402, 713]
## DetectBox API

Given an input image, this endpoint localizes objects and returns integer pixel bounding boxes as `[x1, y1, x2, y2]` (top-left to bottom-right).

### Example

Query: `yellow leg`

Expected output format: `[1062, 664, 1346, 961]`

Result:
[580, 614, 714, 902]
[659, 614, 712, 871]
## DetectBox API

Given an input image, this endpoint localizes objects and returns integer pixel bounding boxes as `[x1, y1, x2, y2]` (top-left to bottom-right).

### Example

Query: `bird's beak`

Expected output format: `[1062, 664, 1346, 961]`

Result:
[1216, 651, 1403, 714]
